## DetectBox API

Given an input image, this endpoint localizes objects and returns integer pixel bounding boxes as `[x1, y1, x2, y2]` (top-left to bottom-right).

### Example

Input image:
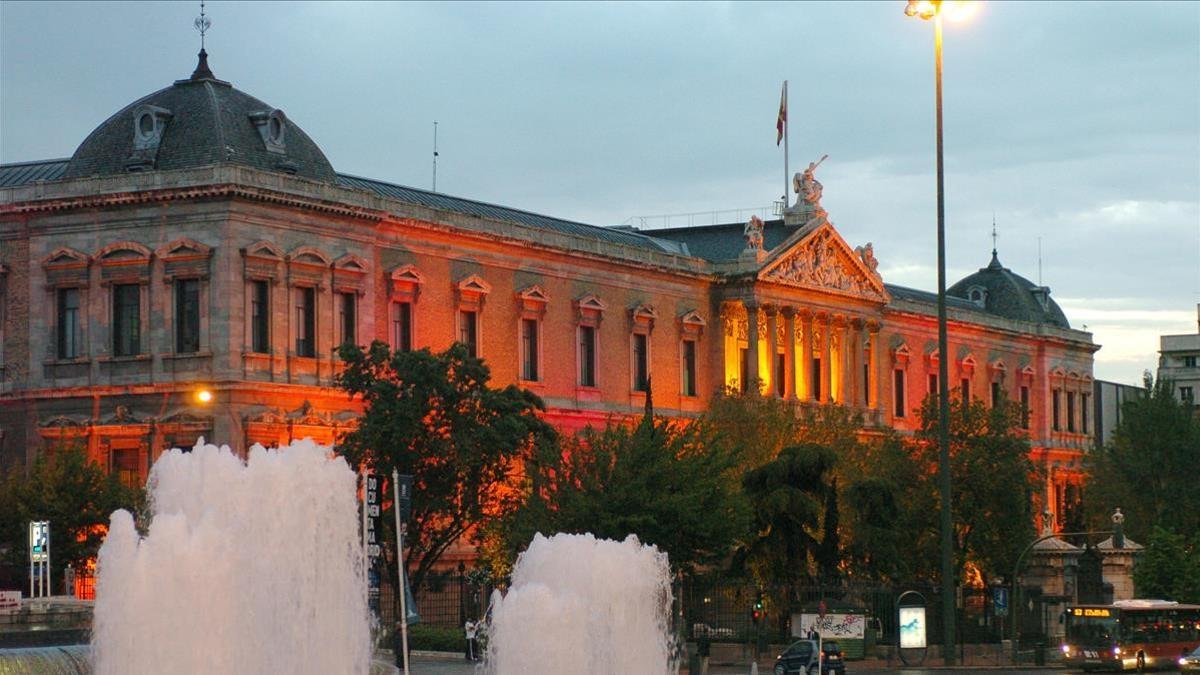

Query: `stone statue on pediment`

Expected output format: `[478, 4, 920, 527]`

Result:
[786, 154, 830, 228]
[743, 215, 765, 252]
[855, 242, 879, 276]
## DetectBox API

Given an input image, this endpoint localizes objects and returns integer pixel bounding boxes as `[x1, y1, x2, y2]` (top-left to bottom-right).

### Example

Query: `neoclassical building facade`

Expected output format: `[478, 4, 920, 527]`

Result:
[0, 53, 1097, 530]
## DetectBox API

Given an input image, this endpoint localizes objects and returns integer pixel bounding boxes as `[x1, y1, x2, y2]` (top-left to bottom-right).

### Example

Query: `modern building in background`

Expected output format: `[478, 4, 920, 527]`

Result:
[0, 51, 1098, 531]
[1158, 304, 1200, 413]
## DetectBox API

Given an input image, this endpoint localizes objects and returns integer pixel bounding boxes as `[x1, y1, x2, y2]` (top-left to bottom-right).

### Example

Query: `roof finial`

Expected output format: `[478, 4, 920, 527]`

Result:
[190, 1, 214, 80]
[991, 213, 998, 257]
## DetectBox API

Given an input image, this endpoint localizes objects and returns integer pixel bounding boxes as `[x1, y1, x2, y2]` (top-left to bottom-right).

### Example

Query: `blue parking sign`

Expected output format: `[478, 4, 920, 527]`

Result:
[993, 587, 1009, 617]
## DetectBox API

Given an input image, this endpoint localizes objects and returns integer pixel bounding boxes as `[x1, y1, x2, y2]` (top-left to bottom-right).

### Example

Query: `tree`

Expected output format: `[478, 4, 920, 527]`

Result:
[1085, 374, 1200, 542]
[736, 442, 835, 589]
[1132, 526, 1200, 603]
[484, 410, 747, 577]
[0, 440, 142, 583]
[335, 341, 556, 598]
[913, 393, 1038, 582]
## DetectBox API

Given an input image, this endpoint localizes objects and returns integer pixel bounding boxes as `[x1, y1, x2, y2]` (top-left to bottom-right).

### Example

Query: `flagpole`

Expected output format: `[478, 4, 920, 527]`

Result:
[783, 80, 789, 206]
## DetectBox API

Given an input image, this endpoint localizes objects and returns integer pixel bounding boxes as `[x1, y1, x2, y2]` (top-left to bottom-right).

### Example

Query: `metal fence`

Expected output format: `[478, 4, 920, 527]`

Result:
[378, 573, 494, 629]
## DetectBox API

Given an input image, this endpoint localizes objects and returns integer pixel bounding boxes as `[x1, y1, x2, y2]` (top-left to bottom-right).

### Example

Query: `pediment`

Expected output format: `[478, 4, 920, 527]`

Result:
[390, 264, 425, 285]
[758, 223, 888, 303]
[573, 294, 607, 313]
[42, 247, 90, 267]
[333, 254, 368, 273]
[156, 238, 212, 259]
[287, 246, 331, 267]
[517, 284, 549, 304]
[96, 241, 152, 261]
[456, 274, 492, 295]
[244, 241, 285, 260]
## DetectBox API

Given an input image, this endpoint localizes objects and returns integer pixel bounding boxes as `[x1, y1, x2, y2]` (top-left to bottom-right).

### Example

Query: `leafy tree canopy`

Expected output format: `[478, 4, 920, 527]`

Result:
[335, 341, 556, 596]
[1132, 526, 1200, 603]
[1085, 374, 1200, 542]
[0, 442, 142, 580]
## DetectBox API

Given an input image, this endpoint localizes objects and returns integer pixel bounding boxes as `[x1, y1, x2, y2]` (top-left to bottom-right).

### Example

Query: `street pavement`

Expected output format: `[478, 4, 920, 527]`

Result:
[400, 653, 1095, 674]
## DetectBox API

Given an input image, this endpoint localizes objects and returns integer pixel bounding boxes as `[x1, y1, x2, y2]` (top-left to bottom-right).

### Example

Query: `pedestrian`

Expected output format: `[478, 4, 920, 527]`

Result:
[465, 619, 479, 661]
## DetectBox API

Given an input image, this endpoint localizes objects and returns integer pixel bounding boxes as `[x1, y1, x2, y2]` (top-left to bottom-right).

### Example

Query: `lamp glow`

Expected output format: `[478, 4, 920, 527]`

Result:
[196, 389, 213, 404]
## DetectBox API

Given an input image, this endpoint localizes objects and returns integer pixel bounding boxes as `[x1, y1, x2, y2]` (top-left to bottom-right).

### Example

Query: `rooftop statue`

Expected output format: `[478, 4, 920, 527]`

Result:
[743, 215, 765, 252]
[793, 154, 828, 210]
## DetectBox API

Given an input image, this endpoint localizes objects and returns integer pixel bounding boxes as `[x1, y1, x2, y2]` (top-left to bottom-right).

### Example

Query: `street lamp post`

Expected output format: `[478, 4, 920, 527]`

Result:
[904, 0, 959, 665]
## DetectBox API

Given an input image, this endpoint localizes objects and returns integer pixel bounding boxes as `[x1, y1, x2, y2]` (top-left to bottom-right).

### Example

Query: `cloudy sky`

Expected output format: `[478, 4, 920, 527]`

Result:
[2, 1, 1197, 385]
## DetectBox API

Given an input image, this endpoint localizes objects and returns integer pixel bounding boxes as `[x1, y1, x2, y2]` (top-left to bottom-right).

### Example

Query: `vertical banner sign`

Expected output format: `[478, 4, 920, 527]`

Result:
[364, 474, 381, 614]
[993, 586, 1008, 617]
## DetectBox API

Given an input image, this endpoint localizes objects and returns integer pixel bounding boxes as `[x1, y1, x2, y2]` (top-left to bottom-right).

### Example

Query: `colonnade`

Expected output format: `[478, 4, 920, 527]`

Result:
[735, 300, 884, 414]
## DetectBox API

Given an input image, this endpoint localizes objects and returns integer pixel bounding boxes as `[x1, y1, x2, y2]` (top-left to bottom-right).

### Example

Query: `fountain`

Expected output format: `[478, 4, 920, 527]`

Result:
[91, 439, 372, 675]
[485, 532, 677, 675]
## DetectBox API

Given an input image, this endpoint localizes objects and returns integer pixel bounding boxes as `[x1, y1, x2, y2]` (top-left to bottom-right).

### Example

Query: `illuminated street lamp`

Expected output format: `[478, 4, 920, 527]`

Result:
[904, 0, 975, 666]
[196, 388, 214, 404]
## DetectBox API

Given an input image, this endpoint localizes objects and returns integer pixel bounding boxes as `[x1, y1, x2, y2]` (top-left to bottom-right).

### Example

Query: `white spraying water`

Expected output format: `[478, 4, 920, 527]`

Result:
[91, 439, 370, 675]
[485, 533, 676, 675]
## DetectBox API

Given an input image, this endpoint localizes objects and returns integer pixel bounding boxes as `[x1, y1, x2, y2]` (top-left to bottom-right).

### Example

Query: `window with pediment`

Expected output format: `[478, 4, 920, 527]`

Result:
[42, 249, 91, 361]
[678, 310, 706, 399]
[573, 294, 606, 388]
[96, 242, 152, 358]
[287, 247, 331, 360]
[517, 286, 549, 383]
[389, 265, 424, 353]
[242, 242, 285, 356]
[629, 304, 657, 393]
[158, 239, 213, 356]
[455, 275, 491, 359]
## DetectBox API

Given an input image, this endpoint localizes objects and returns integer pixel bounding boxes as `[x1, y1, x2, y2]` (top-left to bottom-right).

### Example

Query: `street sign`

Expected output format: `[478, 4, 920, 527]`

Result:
[396, 474, 413, 523]
[993, 586, 1009, 617]
[29, 521, 49, 563]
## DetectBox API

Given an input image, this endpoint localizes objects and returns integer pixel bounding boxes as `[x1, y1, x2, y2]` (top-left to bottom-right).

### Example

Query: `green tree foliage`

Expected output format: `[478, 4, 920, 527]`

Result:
[0, 441, 142, 579]
[913, 393, 1038, 582]
[335, 341, 556, 597]
[1085, 375, 1200, 542]
[737, 442, 835, 588]
[485, 411, 747, 577]
[1132, 526, 1200, 603]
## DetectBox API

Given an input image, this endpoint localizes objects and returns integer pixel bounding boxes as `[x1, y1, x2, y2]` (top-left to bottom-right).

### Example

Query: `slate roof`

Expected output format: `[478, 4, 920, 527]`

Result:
[0, 159, 68, 187]
[648, 219, 794, 262]
[885, 283, 989, 314]
[63, 55, 336, 183]
[337, 174, 689, 255]
[947, 252, 1071, 328]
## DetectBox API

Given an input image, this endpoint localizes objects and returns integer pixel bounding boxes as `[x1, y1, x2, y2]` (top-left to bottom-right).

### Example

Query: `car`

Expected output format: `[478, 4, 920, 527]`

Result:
[773, 638, 846, 675]
[1181, 645, 1200, 671]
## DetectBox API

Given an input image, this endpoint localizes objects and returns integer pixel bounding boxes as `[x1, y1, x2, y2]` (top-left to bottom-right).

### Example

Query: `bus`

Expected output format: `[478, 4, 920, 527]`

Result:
[1062, 599, 1200, 671]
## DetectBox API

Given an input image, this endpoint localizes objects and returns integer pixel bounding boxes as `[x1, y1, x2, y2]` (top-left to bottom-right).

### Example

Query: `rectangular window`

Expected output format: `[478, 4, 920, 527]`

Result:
[929, 373, 938, 402]
[392, 301, 412, 352]
[775, 353, 786, 397]
[251, 280, 270, 354]
[682, 340, 697, 397]
[458, 310, 478, 358]
[112, 447, 141, 491]
[1020, 385, 1030, 429]
[812, 357, 822, 401]
[112, 283, 140, 357]
[1082, 392, 1091, 432]
[1181, 386, 1195, 404]
[57, 287, 81, 359]
[1067, 391, 1077, 432]
[960, 377, 971, 402]
[893, 368, 906, 418]
[1052, 388, 1062, 431]
[337, 292, 356, 348]
[521, 318, 539, 381]
[991, 381, 1002, 409]
[579, 325, 596, 387]
[1184, 355, 1197, 368]
[175, 278, 200, 354]
[295, 287, 315, 358]
[632, 333, 649, 392]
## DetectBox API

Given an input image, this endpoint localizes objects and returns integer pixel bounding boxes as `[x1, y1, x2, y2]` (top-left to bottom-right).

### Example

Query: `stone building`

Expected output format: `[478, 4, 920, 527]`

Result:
[1158, 304, 1200, 412]
[0, 52, 1098, 530]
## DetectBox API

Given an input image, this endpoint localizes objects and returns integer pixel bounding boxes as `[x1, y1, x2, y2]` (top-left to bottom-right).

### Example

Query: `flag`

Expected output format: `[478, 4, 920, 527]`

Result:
[776, 80, 787, 146]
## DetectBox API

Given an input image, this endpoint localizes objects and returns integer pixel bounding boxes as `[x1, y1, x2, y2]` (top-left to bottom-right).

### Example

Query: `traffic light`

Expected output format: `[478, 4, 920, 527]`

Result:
[752, 593, 764, 624]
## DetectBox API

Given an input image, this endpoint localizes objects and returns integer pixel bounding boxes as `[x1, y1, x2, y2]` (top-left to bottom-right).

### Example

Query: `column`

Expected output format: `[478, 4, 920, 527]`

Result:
[765, 306, 778, 396]
[819, 313, 832, 403]
[799, 310, 813, 402]
[782, 307, 797, 400]
[850, 318, 864, 407]
[868, 322, 882, 412]
[744, 301, 759, 394]
[834, 316, 848, 404]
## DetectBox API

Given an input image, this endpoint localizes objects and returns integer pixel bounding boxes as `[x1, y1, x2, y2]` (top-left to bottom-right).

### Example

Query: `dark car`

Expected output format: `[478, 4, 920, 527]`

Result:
[773, 639, 846, 675]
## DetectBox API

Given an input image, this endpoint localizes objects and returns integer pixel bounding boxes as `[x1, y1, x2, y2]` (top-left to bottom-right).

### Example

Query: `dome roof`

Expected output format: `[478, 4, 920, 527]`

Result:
[64, 51, 335, 183]
[947, 252, 1071, 328]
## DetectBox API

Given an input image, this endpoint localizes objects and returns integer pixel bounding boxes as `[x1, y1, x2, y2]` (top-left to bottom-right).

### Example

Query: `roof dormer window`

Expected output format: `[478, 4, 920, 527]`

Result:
[967, 286, 987, 307]
[249, 109, 287, 155]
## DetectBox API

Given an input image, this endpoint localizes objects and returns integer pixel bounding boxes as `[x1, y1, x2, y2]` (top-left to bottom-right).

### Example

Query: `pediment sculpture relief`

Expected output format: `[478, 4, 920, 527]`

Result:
[762, 228, 884, 300]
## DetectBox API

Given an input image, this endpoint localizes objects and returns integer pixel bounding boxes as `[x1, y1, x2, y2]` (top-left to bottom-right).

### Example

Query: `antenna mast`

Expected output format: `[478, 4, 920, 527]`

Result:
[432, 121, 439, 193]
